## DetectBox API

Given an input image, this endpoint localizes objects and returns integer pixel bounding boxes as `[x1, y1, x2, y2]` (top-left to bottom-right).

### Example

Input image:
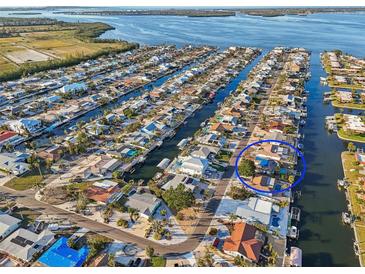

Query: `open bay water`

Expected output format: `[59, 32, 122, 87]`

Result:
[2, 9, 365, 266]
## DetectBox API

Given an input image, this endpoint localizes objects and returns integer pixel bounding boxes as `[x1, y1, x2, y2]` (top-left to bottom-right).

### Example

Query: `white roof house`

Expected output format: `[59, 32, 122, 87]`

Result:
[236, 197, 279, 225]
[191, 146, 219, 160]
[0, 212, 21, 240]
[125, 193, 161, 218]
[8, 119, 42, 134]
[180, 156, 209, 176]
[162, 174, 196, 192]
[0, 228, 55, 262]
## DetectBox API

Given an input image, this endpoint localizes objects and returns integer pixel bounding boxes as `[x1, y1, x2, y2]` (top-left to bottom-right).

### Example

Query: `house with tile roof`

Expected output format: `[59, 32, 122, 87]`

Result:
[223, 222, 264, 263]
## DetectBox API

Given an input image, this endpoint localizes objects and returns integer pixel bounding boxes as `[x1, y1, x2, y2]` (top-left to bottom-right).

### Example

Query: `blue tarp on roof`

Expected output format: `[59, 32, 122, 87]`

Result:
[38, 237, 89, 267]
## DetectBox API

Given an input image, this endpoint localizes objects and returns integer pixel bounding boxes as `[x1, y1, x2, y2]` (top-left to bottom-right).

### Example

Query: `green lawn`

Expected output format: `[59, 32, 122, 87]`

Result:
[337, 129, 365, 143]
[4, 169, 44, 191]
[151, 256, 166, 267]
[332, 100, 365, 110]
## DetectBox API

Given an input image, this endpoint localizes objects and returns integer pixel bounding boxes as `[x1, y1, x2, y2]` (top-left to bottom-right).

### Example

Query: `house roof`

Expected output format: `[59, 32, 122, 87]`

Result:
[223, 222, 263, 262]
[0, 131, 17, 143]
[235, 197, 273, 225]
[0, 228, 54, 262]
[181, 157, 209, 173]
[86, 181, 120, 203]
[0, 212, 21, 236]
[38, 237, 89, 267]
[162, 174, 195, 191]
[125, 193, 161, 217]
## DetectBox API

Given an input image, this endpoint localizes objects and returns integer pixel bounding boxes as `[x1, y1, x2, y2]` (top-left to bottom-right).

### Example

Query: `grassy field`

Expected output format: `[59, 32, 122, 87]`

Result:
[4, 168, 45, 191]
[332, 100, 365, 110]
[338, 128, 365, 143]
[0, 19, 137, 81]
[341, 152, 365, 266]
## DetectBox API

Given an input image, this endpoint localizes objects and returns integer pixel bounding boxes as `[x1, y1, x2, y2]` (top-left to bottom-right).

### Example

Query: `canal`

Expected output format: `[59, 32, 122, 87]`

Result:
[3, 9, 365, 266]
[48, 57, 204, 137]
[126, 51, 265, 182]
[295, 53, 362, 266]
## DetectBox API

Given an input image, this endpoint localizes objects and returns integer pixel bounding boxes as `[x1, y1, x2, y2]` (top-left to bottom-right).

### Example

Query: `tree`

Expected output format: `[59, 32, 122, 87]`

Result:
[112, 170, 123, 180]
[227, 186, 253, 200]
[45, 158, 53, 170]
[208, 227, 218, 236]
[76, 192, 88, 212]
[28, 153, 43, 178]
[162, 184, 195, 212]
[117, 218, 128, 228]
[347, 142, 356, 153]
[108, 253, 115, 267]
[128, 208, 138, 223]
[238, 159, 256, 177]
[234, 256, 247, 267]
[228, 213, 238, 225]
[145, 246, 155, 258]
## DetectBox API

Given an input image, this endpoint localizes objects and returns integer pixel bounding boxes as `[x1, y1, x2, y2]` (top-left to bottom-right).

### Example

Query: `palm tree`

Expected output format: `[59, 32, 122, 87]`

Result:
[28, 153, 43, 178]
[128, 208, 137, 223]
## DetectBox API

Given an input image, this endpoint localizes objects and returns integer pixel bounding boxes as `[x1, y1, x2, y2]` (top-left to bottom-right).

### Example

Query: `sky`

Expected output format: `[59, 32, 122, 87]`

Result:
[1, 0, 365, 7]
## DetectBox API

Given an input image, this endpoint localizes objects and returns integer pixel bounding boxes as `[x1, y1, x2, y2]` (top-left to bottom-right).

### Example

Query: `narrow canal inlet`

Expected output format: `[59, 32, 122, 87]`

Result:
[295, 53, 360, 266]
[47, 57, 205, 138]
[126, 51, 265, 182]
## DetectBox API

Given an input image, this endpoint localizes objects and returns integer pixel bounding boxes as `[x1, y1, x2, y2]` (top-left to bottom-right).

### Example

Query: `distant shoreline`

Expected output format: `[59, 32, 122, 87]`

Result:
[53, 9, 236, 17]
[48, 7, 365, 18]
[8, 12, 42, 15]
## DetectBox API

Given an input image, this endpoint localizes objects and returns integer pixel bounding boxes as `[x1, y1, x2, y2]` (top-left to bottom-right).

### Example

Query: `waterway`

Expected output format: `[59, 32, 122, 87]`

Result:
[2, 9, 365, 266]
[126, 50, 264, 182]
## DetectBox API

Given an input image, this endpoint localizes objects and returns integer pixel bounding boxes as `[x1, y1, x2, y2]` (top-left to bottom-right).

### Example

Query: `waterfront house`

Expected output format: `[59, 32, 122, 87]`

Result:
[162, 174, 197, 192]
[336, 90, 353, 103]
[0, 131, 23, 149]
[0, 212, 21, 241]
[200, 133, 226, 148]
[355, 151, 365, 165]
[343, 114, 365, 134]
[250, 175, 277, 192]
[0, 228, 55, 263]
[125, 192, 161, 218]
[141, 121, 168, 136]
[59, 82, 87, 94]
[191, 145, 219, 160]
[37, 237, 89, 267]
[235, 197, 279, 226]
[222, 222, 264, 263]
[210, 123, 233, 134]
[179, 156, 209, 177]
[8, 118, 42, 135]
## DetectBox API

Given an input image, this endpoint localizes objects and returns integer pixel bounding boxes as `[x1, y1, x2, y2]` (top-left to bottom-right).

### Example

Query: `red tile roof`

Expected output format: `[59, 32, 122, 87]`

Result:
[0, 131, 17, 143]
[223, 222, 263, 262]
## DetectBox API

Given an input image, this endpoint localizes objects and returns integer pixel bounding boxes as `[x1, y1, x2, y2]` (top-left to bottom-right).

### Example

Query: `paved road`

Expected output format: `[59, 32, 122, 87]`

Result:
[0, 108, 264, 257]
[0, 55, 279, 257]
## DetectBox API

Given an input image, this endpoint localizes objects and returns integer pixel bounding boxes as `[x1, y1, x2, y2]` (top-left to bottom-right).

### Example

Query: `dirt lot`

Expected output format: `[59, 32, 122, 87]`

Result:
[5, 48, 52, 64]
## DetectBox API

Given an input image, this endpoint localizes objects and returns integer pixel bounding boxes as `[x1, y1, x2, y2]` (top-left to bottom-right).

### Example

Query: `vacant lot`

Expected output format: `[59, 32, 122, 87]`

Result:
[0, 20, 135, 80]
[5, 48, 52, 63]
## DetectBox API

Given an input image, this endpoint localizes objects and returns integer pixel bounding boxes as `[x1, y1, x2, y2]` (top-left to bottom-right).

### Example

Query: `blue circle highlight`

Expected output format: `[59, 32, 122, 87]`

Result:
[234, 139, 306, 194]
